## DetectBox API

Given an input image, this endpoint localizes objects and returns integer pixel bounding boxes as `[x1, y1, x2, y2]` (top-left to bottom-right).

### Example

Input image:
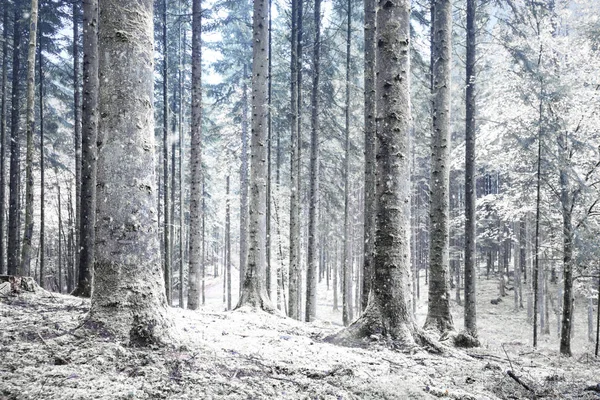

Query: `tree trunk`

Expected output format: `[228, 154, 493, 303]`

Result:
[266, 0, 273, 299]
[595, 275, 599, 357]
[533, 98, 543, 348]
[177, 18, 185, 309]
[425, 0, 454, 334]
[333, 240, 338, 310]
[235, 0, 274, 311]
[342, 0, 353, 327]
[226, 175, 232, 310]
[162, 0, 172, 307]
[240, 65, 249, 296]
[57, 178, 63, 293]
[329, 0, 426, 348]
[90, 0, 173, 344]
[38, 26, 45, 288]
[0, 5, 8, 275]
[72, 0, 98, 297]
[187, 0, 202, 310]
[287, 0, 301, 320]
[7, 2, 22, 274]
[305, 0, 321, 322]
[72, 1, 81, 284]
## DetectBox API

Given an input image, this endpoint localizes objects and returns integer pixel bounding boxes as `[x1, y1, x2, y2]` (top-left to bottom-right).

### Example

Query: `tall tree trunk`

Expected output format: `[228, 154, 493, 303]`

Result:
[329, 0, 426, 347]
[73, 1, 81, 279]
[202, 178, 206, 305]
[57, 180, 63, 293]
[533, 98, 543, 348]
[73, 0, 99, 297]
[226, 175, 232, 310]
[178, 19, 185, 309]
[236, 0, 274, 311]
[188, 0, 203, 310]
[305, 0, 321, 322]
[162, 0, 172, 307]
[463, 0, 477, 337]
[342, 0, 353, 327]
[266, 0, 273, 299]
[288, 0, 302, 320]
[7, 6, 20, 274]
[240, 65, 249, 295]
[20, 0, 39, 275]
[362, 0, 376, 314]
[90, 0, 173, 344]
[425, 0, 454, 334]
[38, 25, 45, 287]
[0, 4, 8, 275]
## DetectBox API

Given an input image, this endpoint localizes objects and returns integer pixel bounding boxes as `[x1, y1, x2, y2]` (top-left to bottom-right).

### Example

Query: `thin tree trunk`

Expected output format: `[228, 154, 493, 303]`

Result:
[240, 64, 249, 295]
[38, 26, 45, 287]
[202, 178, 206, 305]
[533, 98, 543, 348]
[288, 0, 300, 320]
[162, 0, 172, 307]
[463, 0, 477, 336]
[266, 0, 273, 299]
[425, 0, 454, 334]
[226, 175, 231, 310]
[333, 240, 338, 310]
[57, 179, 63, 293]
[73, 0, 98, 297]
[236, 0, 274, 311]
[178, 18, 185, 309]
[188, 0, 203, 310]
[91, 0, 172, 343]
[305, 0, 321, 322]
[595, 275, 599, 357]
[0, 4, 8, 275]
[20, 0, 39, 275]
[73, 1, 81, 282]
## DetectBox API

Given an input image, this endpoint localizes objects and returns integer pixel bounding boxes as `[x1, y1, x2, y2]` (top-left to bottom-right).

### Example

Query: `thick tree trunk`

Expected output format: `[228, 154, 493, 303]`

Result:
[240, 65, 249, 295]
[305, 0, 321, 322]
[187, 0, 203, 310]
[73, 0, 98, 297]
[162, 0, 172, 306]
[287, 0, 301, 320]
[0, 5, 8, 275]
[235, 0, 274, 311]
[329, 0, 429, 348]
[463, 0, 477, 337]
[90, 0, 173, 344]
[425, 0, 454, 334]
[7, 3, 22, 275]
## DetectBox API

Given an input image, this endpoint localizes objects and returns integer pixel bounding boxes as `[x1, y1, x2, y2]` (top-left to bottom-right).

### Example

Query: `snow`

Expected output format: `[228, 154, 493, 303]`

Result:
[1, 276, 598, 399]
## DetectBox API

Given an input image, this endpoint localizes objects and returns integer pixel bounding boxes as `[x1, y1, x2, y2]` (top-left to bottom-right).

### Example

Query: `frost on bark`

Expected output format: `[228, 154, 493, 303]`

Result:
[305, 0, 321, 322]
[424, 0, 455, 334]
[89, 0, 173, 345]
[362, 0, 376, 312]
[328, 0, 437, 350]
[20, 0, 39, 276]
[236, 0, 275, 312]
[187, 0, 202, 310]
[73, 0, 99, 298]
[463, 0, 477, 338]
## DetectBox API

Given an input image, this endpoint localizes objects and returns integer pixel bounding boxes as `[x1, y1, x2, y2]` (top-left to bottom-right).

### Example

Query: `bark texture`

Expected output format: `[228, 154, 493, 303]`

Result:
[559, 133, 573, 356]
[425, 0, 455, 334]
[463, 0, 477, 337]
[328, 0, 430, 349]
[162, 0, 172, 306]
[305, 0, 321, 322]
[187, 0, 202, 310]
[38, 20, 45, 288]
[73, 0, 99, 298]
[240, 66, 249, 295]
[73, 2, 81, 283]
[362, 0, 376, 313]
[90, 0, 172, 344]
[0, 4, 8, 275]
[236, 0, 274, 312]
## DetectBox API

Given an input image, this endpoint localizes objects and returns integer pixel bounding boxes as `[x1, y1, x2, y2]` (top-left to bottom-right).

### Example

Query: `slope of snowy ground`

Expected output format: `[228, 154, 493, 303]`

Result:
[1, 273, 598, 399]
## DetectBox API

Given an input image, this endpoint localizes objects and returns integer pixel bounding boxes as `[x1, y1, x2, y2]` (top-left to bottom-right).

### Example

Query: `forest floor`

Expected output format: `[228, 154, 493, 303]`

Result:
[1, 274, 599, 399]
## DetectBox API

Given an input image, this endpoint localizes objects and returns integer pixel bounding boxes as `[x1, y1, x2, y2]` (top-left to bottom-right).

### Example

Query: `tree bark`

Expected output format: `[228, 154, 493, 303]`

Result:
[533, 98, 543, 348]
[38, 25, 45, 287]
[463, 0, 477, 337]
[266, 0, 272, 299]
[73, 1, 82, 284]
[177, 19, 185, 308]
[187, 0, 202, 310]
[305, 0, 321, 322]
[328, 0, 429, 348]
[162, 0, 172, 306]
[240, 65, 249, 295]
[90, 0, 173, 344]
[73, 0, 99, 297]
[0, 4, 8, 275]
[287, 0, 301, 320]
[235, 0, 274, 311]
[226, 175, 232, 310]
[425, 0, 454, 334]
[57, 179, 63, 293]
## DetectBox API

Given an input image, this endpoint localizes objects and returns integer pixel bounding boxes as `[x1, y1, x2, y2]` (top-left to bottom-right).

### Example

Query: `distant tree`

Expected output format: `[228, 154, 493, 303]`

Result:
[90, 0, 172, 344]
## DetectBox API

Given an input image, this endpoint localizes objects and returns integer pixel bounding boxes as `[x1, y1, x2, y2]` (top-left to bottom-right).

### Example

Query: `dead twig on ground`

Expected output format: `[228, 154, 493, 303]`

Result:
[507, 370, 535, 393]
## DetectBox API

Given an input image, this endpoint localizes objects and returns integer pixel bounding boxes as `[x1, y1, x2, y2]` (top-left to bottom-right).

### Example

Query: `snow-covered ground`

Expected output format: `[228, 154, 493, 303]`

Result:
[1, 271, 598, 399]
